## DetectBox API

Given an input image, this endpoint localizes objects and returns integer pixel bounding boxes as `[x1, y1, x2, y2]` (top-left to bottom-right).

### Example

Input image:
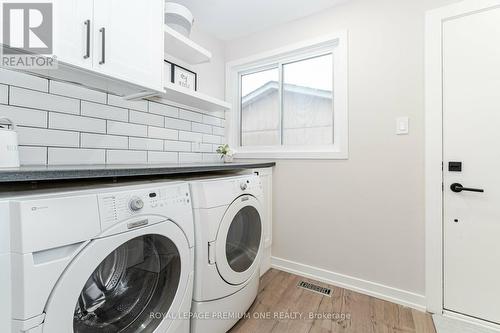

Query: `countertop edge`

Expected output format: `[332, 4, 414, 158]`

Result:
[0, 162, 276, 183]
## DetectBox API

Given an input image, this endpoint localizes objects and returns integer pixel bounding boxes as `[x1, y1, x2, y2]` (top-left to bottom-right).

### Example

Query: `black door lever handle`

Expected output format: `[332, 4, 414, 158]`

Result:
[450, 183, 484, 193]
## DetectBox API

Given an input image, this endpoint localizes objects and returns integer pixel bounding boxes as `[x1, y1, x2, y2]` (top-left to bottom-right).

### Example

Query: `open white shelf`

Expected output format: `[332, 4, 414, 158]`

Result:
[164, 25, 212, 64]
[160, 82, 231, 112]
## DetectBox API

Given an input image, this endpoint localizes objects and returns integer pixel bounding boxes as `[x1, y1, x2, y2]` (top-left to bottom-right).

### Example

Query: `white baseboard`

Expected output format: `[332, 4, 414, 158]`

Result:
[441, 311, 500, 332]
[271, 256, 426, 312]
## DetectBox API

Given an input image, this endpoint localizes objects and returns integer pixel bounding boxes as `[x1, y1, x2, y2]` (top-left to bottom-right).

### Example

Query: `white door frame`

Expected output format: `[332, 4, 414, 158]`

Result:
[425, 0, 500, 314]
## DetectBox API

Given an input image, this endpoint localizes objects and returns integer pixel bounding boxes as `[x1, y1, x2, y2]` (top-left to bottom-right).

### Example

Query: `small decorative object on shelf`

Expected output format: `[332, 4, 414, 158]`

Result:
[216, 144, 234, 163]
[165, 60, 197, 91]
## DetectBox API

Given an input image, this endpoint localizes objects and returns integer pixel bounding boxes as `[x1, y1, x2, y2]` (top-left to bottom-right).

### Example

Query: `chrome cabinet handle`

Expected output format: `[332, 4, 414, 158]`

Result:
[99, 27, 105, 65]
[83, 20, 90, 59]
[450, 183, 484, 193]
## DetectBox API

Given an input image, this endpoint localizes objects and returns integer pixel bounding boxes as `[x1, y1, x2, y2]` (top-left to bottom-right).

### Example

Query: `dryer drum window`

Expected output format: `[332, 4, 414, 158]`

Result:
[73, 234, 181, 333]
[226, 205, 262, 273]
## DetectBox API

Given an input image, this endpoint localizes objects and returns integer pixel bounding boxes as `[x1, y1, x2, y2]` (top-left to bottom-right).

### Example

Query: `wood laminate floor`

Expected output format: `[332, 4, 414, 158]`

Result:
[229, 269, 436, 333]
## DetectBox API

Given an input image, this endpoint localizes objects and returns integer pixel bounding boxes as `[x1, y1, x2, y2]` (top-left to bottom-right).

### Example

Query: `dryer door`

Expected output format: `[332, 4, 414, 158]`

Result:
[43, 220, 191, 333]
[215, 195, 263, 285]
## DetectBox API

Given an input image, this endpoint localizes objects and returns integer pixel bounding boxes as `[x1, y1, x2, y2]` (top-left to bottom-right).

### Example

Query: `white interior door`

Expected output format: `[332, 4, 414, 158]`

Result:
[443, 6, 500, 324]
[93, 0, 164, 92]
[53, 0, 93, 68]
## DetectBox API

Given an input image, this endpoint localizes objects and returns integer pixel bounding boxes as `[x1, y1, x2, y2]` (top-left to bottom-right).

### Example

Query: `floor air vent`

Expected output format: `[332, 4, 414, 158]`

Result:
[297, 280, 332, 297]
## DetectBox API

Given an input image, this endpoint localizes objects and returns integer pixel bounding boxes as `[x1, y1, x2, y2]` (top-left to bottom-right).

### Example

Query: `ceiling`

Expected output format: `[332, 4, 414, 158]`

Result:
[170, 0, 348, 41]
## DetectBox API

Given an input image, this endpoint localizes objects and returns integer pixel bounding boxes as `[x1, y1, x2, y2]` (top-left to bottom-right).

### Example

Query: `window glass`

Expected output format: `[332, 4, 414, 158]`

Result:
[282, 54, 333, 145]
[240, 67, 280, 146]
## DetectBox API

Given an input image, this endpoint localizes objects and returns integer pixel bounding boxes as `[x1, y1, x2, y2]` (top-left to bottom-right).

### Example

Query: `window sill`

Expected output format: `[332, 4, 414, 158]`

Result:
[234, 149, 348, 160]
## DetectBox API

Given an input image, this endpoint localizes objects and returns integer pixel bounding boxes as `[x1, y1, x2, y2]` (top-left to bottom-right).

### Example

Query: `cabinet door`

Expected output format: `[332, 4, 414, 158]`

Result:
[53, 0, 93, 69]
[93, 0, 164, 92]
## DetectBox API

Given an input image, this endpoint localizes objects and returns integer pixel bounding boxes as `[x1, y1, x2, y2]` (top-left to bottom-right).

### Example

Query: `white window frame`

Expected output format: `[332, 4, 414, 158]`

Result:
[225, 31, 349, 160]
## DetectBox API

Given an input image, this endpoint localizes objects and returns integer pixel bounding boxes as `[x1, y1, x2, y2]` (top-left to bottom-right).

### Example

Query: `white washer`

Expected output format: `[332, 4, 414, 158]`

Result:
[0, 181, 194, 333]
[189, 174, 264, 333]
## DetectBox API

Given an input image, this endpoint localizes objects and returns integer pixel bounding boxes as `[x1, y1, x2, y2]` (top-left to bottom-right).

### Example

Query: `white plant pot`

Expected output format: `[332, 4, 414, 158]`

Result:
[223, 155, 234, 163]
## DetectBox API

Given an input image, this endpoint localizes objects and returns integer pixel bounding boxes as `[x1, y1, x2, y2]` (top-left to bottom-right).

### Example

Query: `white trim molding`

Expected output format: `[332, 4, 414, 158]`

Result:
[271, 256, 426, 311]
[425, 0, 500, 316]
[225, 31, 349, 160]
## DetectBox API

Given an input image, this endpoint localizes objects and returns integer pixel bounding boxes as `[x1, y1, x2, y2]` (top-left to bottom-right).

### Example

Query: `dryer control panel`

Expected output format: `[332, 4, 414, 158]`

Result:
[98, 183, 191, 231]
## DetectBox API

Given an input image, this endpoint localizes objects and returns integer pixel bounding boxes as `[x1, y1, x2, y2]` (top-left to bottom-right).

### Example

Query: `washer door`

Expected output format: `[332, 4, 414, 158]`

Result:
[43, 220, 191, 333]
[215, 195, 263, 285]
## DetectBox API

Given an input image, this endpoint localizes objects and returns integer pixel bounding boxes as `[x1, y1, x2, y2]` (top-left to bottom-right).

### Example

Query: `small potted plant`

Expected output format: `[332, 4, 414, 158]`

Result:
[216, 144, 234, 163]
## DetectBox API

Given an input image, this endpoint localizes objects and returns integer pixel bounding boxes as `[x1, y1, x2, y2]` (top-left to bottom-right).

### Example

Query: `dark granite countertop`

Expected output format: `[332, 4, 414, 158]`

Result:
[0, 161, 276, 183]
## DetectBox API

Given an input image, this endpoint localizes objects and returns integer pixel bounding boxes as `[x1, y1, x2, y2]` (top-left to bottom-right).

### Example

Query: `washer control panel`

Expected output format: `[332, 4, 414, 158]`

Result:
[235, 176, 262, 193]
[98, 184, 191, 230]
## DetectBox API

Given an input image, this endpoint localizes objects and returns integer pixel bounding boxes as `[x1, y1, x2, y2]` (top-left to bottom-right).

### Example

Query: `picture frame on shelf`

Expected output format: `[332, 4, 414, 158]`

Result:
[165, 60, 197, 91]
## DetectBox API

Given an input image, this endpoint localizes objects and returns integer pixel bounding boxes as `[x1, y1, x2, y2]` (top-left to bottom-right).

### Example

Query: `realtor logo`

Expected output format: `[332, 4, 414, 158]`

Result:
[3, 3, 53, 54]
[1, 2, 56, 69]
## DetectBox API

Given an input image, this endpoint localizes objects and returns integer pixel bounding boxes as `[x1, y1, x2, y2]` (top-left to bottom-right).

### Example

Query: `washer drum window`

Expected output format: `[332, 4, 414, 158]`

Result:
[73, 234, 181, 333]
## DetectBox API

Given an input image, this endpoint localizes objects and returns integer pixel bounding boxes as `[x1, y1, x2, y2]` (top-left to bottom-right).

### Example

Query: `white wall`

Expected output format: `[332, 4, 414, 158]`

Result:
[225, 0, 459, 306]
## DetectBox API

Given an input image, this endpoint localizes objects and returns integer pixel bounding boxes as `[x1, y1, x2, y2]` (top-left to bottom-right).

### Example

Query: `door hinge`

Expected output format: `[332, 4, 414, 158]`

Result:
[208, 241, 216, 265]
[442, 182, 444, 191]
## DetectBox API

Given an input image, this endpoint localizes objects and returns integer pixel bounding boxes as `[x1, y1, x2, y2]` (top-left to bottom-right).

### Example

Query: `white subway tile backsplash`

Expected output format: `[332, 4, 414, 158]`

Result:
[81, 101, 128, 121]
[50, 81, 107, 103]
[10, 87, 80, 115]
[164, 140, 191, 152]
[203, 115, 223, 126]
[211, 111, 225, 119]
[17, 127, 79, 147]
[148, 126, 178, 140]
[191, 122, 212, 134]
[48, 147, 105, 165]
[129, 137, 163, 151]
[148, 151, 178, 163]
[1, 74, 225, 166]
[198, 143, 214, 153]
[0, 85, 8, 104]
[107, 121, 147, 137]
[165, 117, 190, 131]
[212, 126, 225, 136]
[202, 134, 223, 144]
[179, 109, 202, 122]
[81, 133, 128, 149]
[179, 152, 203, 163]
[202, 153, 220, 162]
[108, 94, 148, 112]
[0, 69, 48, 92]
[49, 113, 106, 133]
[129, 110, 163, 127]
[149, 102, 178, 118]
[18, 146, 47, 165]
[179, 131, 202, 142]
[0, 104, 47, 128]
[107, 150, 147, 164]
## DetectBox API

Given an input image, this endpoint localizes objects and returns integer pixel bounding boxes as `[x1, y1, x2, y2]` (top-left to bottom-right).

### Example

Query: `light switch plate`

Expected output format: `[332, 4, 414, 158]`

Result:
[396, 117, 409, 135]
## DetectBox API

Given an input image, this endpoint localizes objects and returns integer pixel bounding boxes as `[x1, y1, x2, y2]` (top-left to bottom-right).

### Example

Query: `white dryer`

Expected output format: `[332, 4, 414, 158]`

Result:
[189, 174, 264, 333]
[1, 181, 194, 333]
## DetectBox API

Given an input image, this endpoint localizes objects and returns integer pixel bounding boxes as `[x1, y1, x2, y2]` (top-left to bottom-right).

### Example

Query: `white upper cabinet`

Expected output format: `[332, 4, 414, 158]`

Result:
[53, 0, 94, 69]
[93, 0, 164, 92]
[50, 0, 163, 95]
